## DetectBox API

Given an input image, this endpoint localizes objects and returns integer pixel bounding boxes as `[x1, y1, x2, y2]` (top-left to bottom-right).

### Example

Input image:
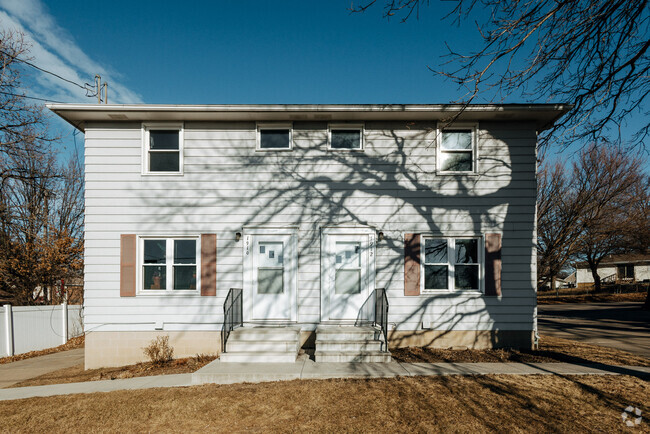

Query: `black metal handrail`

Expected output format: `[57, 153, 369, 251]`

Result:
[374, 288, 389, 352]
[221, 288, 243, 353]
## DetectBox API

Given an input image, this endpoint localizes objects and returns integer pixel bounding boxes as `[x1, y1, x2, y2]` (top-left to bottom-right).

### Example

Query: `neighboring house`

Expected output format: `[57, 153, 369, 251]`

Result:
[575, 253, 650, 288]
[48, 103, 568, 369]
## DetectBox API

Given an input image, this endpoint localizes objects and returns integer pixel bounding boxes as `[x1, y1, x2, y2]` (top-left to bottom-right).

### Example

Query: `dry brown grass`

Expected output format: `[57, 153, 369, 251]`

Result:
[538, 292, 647, 304]
[1, 375, 648, 433]
[0, 336, 84, 365]
[391, 335, 650, 367]
[8, 354, 217, 388]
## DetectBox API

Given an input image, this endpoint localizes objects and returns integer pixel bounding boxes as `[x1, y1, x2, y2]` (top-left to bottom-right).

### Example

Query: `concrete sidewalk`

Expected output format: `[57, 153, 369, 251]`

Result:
[0, 349, 84, 388]
[1, 356, 649, 402]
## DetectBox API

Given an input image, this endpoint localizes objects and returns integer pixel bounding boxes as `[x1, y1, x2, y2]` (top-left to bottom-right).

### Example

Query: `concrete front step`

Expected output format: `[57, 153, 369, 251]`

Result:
[220, 352, 298, 363]
[226, 340, 300, 353]
[315, 325, 378, 341]
[314, 351, 392, 363]
[315, 325, 391, 363]
[229, 326, 301, 341]
[221, 326, 301, 363]
[316, 340, 383, 352]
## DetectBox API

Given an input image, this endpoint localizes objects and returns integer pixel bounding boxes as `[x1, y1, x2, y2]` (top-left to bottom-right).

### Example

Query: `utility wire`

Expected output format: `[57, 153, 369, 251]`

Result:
[0, 49, 88, 90]
[0, 90, 67, 103]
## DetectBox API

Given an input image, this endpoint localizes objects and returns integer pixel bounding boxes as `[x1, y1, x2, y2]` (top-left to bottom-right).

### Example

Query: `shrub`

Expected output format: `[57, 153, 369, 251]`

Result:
[143, 336, 174, 365]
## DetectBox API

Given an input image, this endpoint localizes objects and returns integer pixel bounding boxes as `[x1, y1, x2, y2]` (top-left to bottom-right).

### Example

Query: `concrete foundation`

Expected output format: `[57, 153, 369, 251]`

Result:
[85, 331, 220, 369]
[86, 328, 533, 369]
[387, 329, 534, 350]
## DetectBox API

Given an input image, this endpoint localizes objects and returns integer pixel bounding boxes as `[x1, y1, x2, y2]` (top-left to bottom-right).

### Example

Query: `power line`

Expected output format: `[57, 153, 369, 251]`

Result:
[0, 49, 88, 90]
[0, 90, 67, 103]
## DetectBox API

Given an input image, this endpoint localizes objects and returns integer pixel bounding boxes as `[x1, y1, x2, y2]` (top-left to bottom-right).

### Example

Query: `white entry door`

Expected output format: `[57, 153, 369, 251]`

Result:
[244, 232, 297, 322]
[321, 229, 376, 322]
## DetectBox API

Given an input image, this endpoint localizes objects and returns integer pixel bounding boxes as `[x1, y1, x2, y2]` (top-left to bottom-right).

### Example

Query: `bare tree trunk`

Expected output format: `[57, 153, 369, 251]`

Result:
[552, 275, 557, 297]
[589, 265, 601, 293]
[643, 282, 650, 311]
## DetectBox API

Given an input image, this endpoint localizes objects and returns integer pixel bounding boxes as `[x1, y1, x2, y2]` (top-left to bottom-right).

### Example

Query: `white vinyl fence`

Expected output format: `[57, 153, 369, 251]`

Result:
[0, 303, 83, 358]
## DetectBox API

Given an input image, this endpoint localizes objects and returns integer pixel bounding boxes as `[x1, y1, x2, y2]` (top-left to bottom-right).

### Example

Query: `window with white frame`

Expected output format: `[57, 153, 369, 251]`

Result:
[143, 124, 183, 174]
[257, 123, 292, 150]
[329, 124, 363, 150]
[438, 124, 477, 173]
[422, 237, 481, 292]
[141, 237, 199, 292]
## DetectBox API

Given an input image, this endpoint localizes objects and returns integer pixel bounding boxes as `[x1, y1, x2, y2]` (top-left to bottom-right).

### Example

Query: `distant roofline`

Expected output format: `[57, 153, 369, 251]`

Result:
[46, 103, 572, 133]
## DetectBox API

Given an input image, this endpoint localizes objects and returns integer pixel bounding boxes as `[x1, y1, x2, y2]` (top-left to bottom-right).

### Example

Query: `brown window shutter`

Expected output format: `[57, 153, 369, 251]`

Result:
[404, 233, 421, 296]
[201, 234, 217, 296]
[485, 233, 502, 296]
[120, 234, 136, 297]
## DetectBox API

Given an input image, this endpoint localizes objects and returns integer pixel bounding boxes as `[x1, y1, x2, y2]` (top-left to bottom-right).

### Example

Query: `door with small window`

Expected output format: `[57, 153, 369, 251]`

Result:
[244, 232, 297, 322]
[321, 230, 376, 322]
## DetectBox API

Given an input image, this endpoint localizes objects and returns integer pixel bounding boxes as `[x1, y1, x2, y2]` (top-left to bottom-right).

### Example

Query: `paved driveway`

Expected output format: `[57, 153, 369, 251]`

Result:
[538, 302, 650, 358]
[0, 348, 84, 388]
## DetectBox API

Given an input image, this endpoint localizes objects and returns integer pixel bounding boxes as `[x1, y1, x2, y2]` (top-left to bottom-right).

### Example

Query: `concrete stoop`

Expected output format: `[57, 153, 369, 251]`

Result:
[315, 325, 392, 363]
[219, 326, 301, 363]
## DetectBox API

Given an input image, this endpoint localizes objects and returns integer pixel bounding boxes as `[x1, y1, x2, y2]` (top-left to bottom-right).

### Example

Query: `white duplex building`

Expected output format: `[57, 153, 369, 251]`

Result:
[48, 103, 568, 369]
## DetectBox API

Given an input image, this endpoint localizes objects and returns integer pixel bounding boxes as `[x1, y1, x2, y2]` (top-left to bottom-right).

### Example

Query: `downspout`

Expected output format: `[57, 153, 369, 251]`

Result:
[533, 130, 540, 350]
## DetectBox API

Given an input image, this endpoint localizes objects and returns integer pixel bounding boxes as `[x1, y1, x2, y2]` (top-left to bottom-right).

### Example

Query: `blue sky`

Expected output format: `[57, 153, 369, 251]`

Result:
[1, 0, 483, 105]
[0, 0, 640, 161]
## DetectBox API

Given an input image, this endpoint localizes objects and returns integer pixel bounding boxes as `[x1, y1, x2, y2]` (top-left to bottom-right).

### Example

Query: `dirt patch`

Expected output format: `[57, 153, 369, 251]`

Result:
[0, 335, 85, 365]
[391, 335, 650, 366]
[7, 353, 217, 388]
[538, 292, 647, 304]
[1, 375, 648, 432]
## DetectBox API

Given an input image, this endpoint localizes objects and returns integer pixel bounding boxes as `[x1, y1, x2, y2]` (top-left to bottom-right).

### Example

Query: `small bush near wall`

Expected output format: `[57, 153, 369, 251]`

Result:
[143, 336, 174, 365]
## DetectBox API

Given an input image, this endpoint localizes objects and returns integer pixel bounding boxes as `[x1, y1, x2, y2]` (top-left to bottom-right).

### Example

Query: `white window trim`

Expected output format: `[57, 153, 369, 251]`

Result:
[141, 123, 184, 175]
[136, 235, 201, 295]
[256, 122, 293, 151]
[436, 122, 478, 175]
[328, 123, 365, 151]
[420, 235, 484, 294]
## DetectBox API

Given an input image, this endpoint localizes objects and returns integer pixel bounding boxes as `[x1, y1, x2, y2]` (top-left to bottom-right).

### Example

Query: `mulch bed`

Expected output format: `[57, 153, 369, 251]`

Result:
[391, 335, 650, 366]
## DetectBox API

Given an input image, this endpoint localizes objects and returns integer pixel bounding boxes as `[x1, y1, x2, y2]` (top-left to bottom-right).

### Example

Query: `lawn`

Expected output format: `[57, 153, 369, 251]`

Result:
[1, 375, 648, 432]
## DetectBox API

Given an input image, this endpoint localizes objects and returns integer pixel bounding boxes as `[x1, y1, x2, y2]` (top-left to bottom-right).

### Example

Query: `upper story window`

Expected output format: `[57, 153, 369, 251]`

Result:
[142, 123, 184, 174]
[329, 124, 364, 150]
[421, 236, 482, 293]
[141, 237, 199, 293]
[257, 123, 293, 150]
[437, 123, 477, 174]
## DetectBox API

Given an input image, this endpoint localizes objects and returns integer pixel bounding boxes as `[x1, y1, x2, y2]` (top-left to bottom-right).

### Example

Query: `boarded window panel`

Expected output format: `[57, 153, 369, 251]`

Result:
[150, 130, 179, 150]
[455, 264, 479, 290]
[441, 130, 472, 150]
[404, 233, 421, 296]
[485, 233, 502, 296]
[258, 268, 284, 294]
[424, 239, 447, 263]
[174, 265, 196, 290]
[260, 130, 290, 149]
[424, 265, 448, 290]
[440, 152, 472, 172]
[331, 130, 361, 149]
[120, 234, 136, 297]
[200, 234, 217, 296]
[335, 269, 361, 294]
[143, 265, 166, 290]
[149, 152, 179, 172]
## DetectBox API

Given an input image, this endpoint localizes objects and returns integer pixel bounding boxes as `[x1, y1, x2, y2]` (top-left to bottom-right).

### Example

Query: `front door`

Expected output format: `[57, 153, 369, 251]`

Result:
[244, 231, 297, 322]
[321, 229, 376, 322]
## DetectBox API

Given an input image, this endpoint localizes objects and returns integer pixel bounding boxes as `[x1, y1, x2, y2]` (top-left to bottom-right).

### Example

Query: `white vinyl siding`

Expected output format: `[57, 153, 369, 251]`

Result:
[83, 120, 536, 333]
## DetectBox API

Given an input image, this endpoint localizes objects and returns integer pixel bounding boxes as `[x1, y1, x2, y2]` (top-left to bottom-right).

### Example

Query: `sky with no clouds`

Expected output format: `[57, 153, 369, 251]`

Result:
[0, 0, 642, 159]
